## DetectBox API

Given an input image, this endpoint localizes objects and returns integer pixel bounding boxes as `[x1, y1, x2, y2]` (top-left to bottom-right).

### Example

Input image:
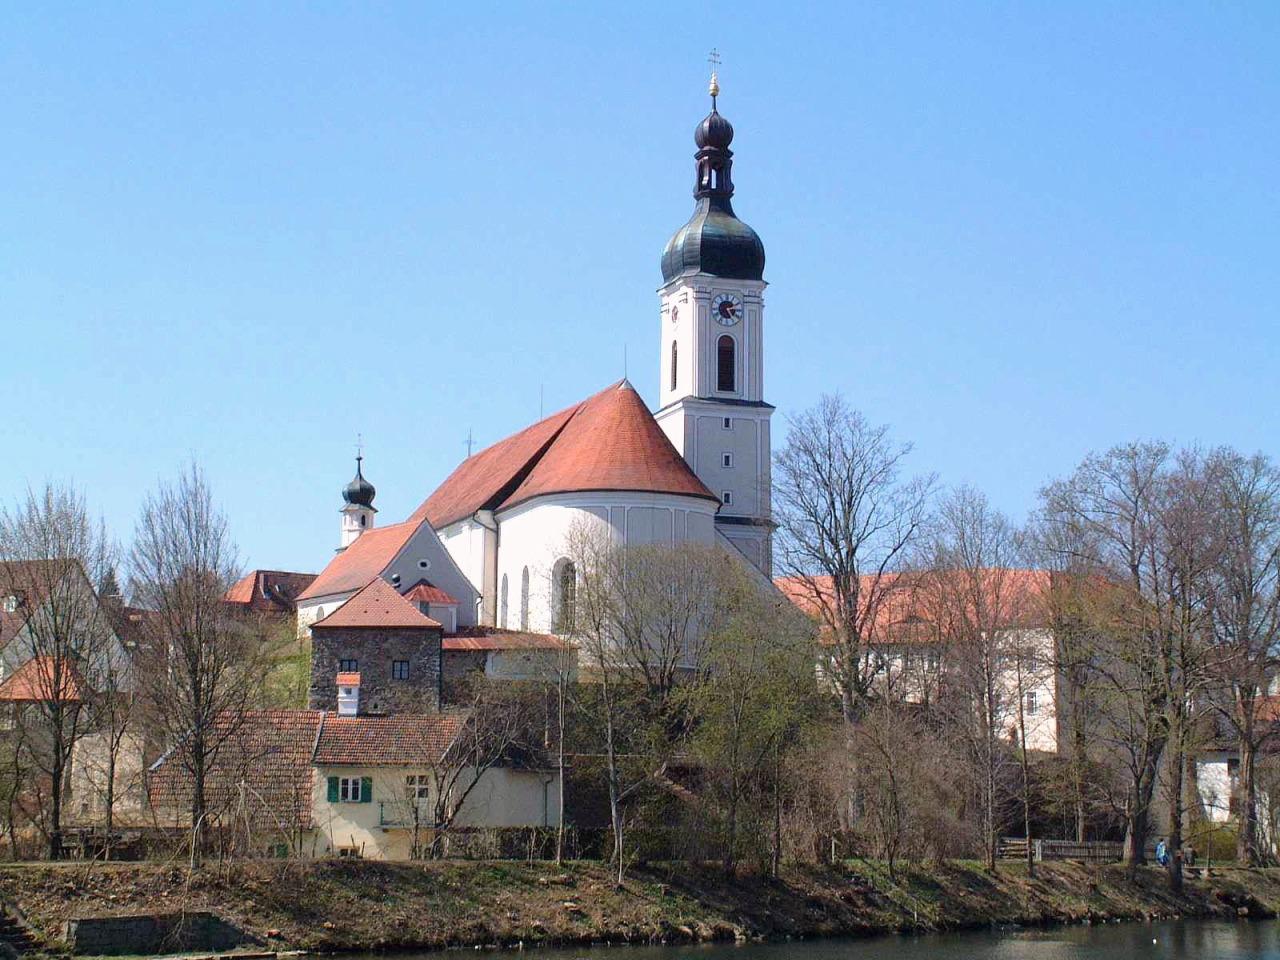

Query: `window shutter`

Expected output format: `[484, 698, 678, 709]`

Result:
[360, 777, 373, 803]
[327, 776, 339, 803]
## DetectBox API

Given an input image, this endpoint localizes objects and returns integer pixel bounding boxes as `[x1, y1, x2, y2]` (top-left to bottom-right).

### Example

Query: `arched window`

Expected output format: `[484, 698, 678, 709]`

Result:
[717, 335, 736, 392]
[552, 559, 577, 634]
[670, 341, 678, 391]
[499, 574, 509, 628]
[520, 567, 530, 630]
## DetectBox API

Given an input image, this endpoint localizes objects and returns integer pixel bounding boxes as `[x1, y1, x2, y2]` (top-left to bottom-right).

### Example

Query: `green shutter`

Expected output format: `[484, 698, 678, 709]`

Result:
[327, 776, 339, 803]
[360, 777, 373, 803]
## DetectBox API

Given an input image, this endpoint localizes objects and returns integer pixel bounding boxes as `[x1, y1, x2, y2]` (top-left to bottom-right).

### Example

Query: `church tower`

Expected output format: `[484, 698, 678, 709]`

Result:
[654, 71, 773, 575]
[338, 454, 376, 552]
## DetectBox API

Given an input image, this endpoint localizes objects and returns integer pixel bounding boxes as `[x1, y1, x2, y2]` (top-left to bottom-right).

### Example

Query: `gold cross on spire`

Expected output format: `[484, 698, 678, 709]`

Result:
[707, 48, 721, 104]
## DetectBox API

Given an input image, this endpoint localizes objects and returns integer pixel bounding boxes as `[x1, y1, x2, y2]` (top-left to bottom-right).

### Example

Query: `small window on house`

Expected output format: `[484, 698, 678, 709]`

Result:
[392, 660, 410, 680]
[1025, 691, 1037, 715]
[406, 775, 430, 802]
[722, 491, 733, 505]
[339, 777, 364, 802]
[722, 452, 733, 468]
[339, 658, 358, 672]
[717, 335, 736, 392]
[722, 417, 732, 429]
[499, 574, 509, 629]
[418, 559, 431, 570]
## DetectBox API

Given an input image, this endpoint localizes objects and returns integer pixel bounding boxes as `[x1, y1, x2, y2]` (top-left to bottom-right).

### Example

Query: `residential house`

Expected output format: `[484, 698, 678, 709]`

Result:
[777, 569, 1062, 754]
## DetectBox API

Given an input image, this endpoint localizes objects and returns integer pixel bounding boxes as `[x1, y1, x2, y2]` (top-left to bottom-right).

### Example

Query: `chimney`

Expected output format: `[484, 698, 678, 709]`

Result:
[336, 672, 360, 716]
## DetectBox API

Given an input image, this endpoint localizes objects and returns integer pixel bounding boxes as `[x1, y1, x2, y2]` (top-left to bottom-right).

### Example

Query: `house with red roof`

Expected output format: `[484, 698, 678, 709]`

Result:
[776, 569, 1064, 754]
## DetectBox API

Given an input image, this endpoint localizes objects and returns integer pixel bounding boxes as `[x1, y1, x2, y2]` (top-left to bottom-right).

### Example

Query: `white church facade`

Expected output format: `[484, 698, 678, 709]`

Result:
[297, 76, 773, 637]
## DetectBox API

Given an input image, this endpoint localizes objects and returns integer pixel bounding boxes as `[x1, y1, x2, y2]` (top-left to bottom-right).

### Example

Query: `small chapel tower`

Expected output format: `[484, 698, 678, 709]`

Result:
[654, 66, 774, 575]
[338, 454, 377, 552]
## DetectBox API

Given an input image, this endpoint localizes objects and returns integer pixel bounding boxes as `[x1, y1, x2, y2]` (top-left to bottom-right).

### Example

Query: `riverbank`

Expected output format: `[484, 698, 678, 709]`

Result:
[2, 859, 1279, 955]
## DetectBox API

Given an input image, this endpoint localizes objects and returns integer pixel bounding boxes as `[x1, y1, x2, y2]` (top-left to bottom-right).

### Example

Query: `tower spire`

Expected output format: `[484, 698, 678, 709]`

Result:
[708, 48, 721, 109]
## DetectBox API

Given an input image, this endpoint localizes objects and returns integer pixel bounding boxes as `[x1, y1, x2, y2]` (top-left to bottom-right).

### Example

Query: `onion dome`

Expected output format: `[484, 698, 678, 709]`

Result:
[661, 76, 765, 284]
[342, 455, 376, 507]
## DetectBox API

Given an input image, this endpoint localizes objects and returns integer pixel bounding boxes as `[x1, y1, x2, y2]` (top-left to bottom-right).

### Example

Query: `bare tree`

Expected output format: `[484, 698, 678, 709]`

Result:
[0, 483, 117, 859]
[419, 682, 542, 858]
[774, 395, 935, 723]
[129, 464, 261, 861]
[1201, 449, 1280, 865]
[920, 486, 1033, 873]
[1040, 442, 1217, 887]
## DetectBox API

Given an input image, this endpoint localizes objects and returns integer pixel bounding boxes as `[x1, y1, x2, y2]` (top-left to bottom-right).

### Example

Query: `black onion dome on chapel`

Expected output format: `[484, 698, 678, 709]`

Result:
[661, 81, 765, 284]
[342, 455, 376, 508]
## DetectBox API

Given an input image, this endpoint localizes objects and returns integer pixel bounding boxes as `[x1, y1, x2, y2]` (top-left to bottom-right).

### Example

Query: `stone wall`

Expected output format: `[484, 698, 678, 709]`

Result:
[65, 912, 254, 955]
[310, 626, 442, 714]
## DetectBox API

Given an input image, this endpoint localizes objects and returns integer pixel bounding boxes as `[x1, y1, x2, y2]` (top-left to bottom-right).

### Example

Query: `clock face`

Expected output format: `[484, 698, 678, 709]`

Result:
[670, 304, 679, 324]
[713, 293, 743, 325]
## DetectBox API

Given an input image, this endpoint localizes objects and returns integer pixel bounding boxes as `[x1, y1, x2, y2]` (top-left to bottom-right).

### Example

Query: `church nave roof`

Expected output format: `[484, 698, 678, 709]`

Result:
[411, 380, 719, 530]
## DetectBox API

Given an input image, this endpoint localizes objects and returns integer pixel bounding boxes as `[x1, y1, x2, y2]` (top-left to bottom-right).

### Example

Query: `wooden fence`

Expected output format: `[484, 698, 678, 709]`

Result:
[997, 837, 1125, 863]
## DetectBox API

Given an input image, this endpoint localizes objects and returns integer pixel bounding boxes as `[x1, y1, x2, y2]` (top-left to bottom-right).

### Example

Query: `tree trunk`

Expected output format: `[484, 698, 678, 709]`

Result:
[555, 679, 566, 866]
[1238, 736, 1259, 865]
[1167, 746, 1185, 893]
[771, 744, 782, 879]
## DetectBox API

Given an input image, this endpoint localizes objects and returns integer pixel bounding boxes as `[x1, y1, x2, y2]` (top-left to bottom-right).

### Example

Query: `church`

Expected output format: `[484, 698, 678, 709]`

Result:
[296, 72, 774, 638]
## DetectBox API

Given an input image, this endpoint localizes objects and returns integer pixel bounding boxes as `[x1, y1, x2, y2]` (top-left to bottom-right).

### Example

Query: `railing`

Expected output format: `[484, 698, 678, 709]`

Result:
[997, 837, 1125, 862]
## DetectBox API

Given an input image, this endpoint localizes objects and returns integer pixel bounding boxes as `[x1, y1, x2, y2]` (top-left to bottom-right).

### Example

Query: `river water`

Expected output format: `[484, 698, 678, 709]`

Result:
[436, 921, 1280, 959]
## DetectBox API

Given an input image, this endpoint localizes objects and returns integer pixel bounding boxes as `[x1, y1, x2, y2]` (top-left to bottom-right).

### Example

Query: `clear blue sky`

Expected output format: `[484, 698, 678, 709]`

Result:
[3, 4, 1277, 573]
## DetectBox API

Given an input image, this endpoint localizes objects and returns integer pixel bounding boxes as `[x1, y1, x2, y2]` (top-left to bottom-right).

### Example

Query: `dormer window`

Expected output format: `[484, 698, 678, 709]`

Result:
[1, 596, 17, 614]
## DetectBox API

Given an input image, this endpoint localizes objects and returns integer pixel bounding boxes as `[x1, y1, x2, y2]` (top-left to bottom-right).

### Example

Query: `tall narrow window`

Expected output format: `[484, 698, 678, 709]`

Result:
[670, 341, 678, 391]
[520, 567, 530, 630]
[499, 574, 509, 628]
[553, 559, 577, 634]
[717, 335, 736, 392]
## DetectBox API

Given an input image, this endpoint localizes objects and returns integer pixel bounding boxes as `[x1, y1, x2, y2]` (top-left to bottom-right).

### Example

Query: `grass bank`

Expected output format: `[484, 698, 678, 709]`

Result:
[2, 858, 1279, 955]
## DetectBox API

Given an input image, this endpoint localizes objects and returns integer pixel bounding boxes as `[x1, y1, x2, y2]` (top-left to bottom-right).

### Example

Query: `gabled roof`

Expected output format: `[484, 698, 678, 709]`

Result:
[402, 580, 458, 606]
[0, 656, 91, 703]
[313, 713, 467, 766]
[411, 381, 718, 529]
[311, 577, 442, 630]
[225, 569, 317, 613]
[147, 709, 322, 829]
[296, 521, 419, 601]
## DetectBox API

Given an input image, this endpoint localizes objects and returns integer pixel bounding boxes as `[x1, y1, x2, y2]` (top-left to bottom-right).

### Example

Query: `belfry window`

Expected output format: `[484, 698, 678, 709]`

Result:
[717, 335, 736, 392]
[670, 341, 678, 391]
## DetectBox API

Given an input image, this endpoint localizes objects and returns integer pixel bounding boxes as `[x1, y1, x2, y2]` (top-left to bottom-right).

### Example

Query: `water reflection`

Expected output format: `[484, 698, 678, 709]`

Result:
[422, 921, 1280, 960]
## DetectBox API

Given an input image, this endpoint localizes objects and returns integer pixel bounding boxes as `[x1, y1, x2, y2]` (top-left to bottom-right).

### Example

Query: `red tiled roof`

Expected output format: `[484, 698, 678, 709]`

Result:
[225, 569, 317, 612]
[312, 577, 442, 630]
[411, 381, 718, 529]
[297, 521, 419, 601]
[147, 709, 322, 829]
[411, 404, 581, 529]
[0, 656, 91, 703]
[776, 568, 1052, 644]
[402, 580, 458, 606]
[313, 713, 467, 767]
[443, 631, 567, 652]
